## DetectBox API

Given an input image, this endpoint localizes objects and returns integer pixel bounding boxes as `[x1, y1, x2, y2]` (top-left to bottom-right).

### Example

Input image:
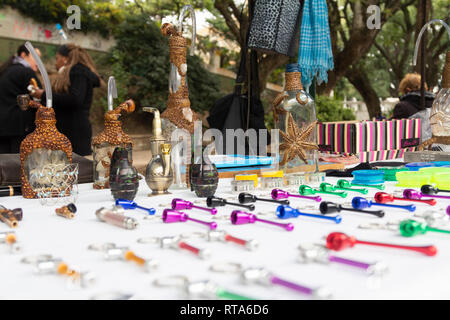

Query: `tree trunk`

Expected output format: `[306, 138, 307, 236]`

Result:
[345, 66, 381, 119]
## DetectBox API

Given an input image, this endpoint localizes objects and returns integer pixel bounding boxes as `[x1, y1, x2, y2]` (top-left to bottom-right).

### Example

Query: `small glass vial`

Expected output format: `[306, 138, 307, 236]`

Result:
[260, 177, 284, 190]
[284, 173, 307, 191]
[307, 172, 326, 186]
[231, 180, 255, 194]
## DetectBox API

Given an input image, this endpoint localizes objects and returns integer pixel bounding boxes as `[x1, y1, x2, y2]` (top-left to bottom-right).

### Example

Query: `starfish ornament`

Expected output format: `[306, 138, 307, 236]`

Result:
[279, 114, 318, 165]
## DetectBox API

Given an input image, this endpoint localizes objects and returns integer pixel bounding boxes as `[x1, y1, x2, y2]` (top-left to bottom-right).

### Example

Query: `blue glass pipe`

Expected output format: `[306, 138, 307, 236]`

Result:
[115, 199, 156, 215]
[351, 197, 416, 212]
[276, 205, 342, 224]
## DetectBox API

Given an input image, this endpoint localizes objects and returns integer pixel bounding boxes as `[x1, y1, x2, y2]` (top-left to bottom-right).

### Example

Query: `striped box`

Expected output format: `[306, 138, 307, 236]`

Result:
[316, 119, 421, 161]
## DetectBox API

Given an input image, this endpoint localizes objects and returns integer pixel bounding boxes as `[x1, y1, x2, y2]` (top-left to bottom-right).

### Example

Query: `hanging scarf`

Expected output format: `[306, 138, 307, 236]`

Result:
[297, 0, 334, 87]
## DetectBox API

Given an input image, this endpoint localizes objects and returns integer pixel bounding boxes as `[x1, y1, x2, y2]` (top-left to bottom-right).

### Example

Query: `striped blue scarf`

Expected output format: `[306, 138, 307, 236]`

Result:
[297, 0, 334, 87]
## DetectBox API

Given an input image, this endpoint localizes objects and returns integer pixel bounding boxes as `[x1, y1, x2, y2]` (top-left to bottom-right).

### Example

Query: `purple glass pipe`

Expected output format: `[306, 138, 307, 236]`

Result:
[230, 210, 294, 231]
[298, 245, 388, 275]
[241, 267, 331, 299]
[171, 198, 217, 215]
[162, 209, 217, 230]
[271, 189, 322, 202]
[403, 189, 450, 200]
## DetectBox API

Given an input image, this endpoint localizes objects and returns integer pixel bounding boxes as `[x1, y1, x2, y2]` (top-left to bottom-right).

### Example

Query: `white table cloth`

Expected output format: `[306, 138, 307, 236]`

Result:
[1, 176, 449, 300]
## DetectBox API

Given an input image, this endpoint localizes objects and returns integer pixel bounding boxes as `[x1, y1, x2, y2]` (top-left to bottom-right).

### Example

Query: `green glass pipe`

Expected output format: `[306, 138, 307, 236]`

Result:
[298, 184, 347, 198]
[399, 219, 450, 237]
[350, 182, 385, 190]
[335, 180, 368, 194]
[216, 287, 254, 300]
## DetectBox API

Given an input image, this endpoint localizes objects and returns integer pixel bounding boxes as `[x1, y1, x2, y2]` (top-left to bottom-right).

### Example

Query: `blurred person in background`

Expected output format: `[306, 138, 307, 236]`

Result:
[392, 73, 435, 119]
[0, 44, 42, 153]
[32, 44, 101, 156]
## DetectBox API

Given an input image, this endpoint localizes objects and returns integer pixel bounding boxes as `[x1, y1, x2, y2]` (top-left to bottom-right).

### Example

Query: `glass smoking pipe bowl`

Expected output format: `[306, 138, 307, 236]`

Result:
[276, 205, 342, 224]
[239, 192, 290, 205]
[115, 199, 156, 215]
[325, 232, 437, 256]
[171, 198, 217, 215]
[162, 209, 217, 230]
[352, 197, 416, 212]
[403, 189, 450, 200]
[297, 244, 388, 276]
[399, 219, 450, 237]
[271, 189, 321, 202]
[230, 210, 294, 231]
[421, 184, 450, 195]
[319, 201, 385, 218]
[374, 192, 436, 206]
[206, 196, 255, 211]
[335, 180, 368, 194]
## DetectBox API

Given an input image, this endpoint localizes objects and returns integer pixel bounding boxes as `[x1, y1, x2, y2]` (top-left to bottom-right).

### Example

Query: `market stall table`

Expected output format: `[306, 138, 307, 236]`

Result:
[1, 176, 450, 300]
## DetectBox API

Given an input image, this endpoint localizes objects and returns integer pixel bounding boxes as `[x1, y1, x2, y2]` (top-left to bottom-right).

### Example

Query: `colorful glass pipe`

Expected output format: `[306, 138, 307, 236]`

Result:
[421, 184, 450, 195]
[334, 180, 368, 194]
[88, 243, 158, 272]
[325, 232, 437, 256]
[276, 205, 342, 224]
[115, 199, 156, 215]
[399, 219, 450, 237]
[154, 276, 254, 300]
[206, 196, 255, 211]
[205, 230, 259, 251]
[319, 201, 385, 218]
[351, 182, 385, 190]
[374, 192, 436, 206]
[239, 192, 289, 205]
[271, 189, 321, 202]
[162, 209, 217, 230]
[21, 254, 96, 287]
[185, 280, 254, 300]
[171, 198, 217, 215]
[159, 235, 210, 259]
[403, 189, 450, 200]
[352, 197, 416, 212]
[299, 184, 347, 198]
[241, 267, 332, 299]
[298, 244, 388, 275]
[230, 210, 294, 231]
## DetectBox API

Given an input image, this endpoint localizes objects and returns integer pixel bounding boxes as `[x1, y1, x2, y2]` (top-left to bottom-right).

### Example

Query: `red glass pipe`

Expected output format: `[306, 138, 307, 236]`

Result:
[325, 232, 437, 256]
[374, 192, 436, 206]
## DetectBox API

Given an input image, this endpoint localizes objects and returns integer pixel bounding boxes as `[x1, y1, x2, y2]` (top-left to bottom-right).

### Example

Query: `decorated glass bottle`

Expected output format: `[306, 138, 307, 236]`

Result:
[430, 51, 450, 138]
[91, 79, 135, 189]
[109, 147, 139, 201]
[160, 5, 198, 189]
[272, 64, 318, 169]
[18, 42, 72, 199]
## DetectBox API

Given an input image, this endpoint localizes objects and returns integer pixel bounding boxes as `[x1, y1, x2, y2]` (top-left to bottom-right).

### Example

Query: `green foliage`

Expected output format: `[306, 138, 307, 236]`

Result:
[107, 12, 221, 114]
[316, 95, 356, 122]
[0, 0, 126, 37]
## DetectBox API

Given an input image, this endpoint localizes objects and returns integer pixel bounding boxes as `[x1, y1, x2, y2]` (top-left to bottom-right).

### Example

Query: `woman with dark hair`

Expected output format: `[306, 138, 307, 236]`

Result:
[32, 44, 101, 156]
[0, 44, 41, 153]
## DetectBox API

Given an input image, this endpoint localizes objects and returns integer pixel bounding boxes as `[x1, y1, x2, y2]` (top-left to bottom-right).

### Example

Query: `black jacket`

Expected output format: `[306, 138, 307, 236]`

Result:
[392, 91, 435, 119]
[43, 63, 100, 156]
[0, 63, 40, 137]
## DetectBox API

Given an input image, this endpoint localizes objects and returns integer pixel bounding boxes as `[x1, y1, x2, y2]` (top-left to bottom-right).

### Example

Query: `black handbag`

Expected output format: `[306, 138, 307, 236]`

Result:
[247, 0, 302, 57]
